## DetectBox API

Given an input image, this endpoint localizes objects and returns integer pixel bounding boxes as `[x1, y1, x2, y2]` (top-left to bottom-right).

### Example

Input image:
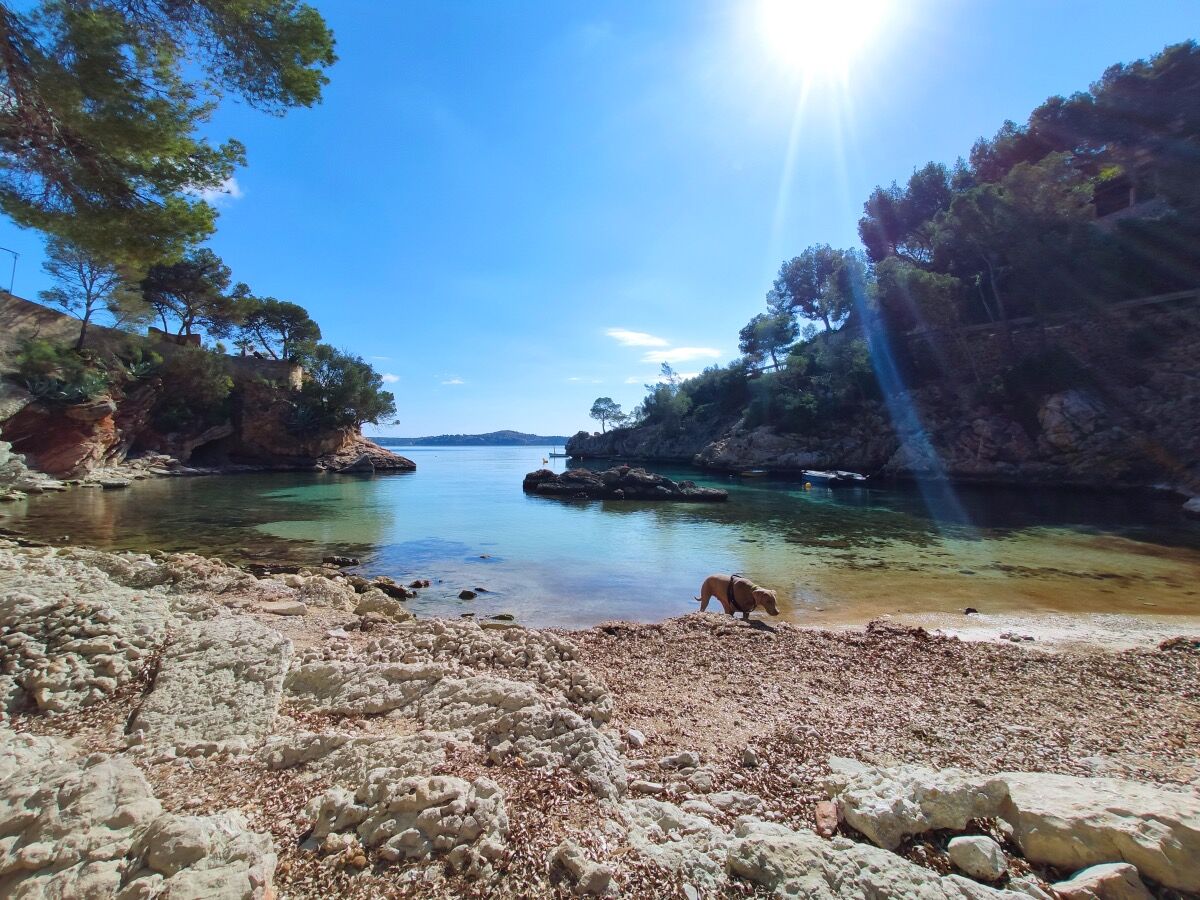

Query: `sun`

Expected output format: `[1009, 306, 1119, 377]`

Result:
[757, 0, 891, 79]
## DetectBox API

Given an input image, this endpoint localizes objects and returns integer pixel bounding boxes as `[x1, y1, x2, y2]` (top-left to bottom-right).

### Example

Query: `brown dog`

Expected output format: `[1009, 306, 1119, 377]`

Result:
[694, 574, 779, 620]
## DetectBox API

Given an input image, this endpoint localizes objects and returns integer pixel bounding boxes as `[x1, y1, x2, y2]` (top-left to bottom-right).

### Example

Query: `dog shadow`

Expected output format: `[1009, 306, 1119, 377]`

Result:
[740, 618, 778, 634]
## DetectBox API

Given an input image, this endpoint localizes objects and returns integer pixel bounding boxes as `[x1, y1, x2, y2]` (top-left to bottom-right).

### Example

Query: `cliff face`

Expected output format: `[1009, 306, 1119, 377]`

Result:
[0, 295, 414, 479]
[568, 294, 1200, 493]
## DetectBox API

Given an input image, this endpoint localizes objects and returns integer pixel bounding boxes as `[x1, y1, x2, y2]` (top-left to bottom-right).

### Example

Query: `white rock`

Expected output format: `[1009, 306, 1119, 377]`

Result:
[947, 835, 1007, 882]
[826, 761, 1009, 850]
[1007, 874, 1055, 900]
[0, 726, 275, 899]
[625, 728, 646, 748]
[260, 599, 307, 616]
[660, 750, 701, 770]
[130, 616, 292, 750]
[727, 821, 1029, 899]
[1052, 863, 1153, 900]
[1000, 771, 1200, 893]
[550, 840, 617, 896]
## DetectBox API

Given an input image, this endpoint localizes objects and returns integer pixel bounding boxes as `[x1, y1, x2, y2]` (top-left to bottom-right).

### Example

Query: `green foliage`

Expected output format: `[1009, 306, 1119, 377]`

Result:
[738, 312, 797, 367]
[237, 291, 321, 360]
[38, 237, 149, 349]
[0, 1, 335, 266]
[766, 245, 862, 332]
[289, 344, 396, 434]
[588, 397, 625, 432]
[151, 348, 234, 432]
[10, 336, 110, 404]
[140, 248, 242, 338]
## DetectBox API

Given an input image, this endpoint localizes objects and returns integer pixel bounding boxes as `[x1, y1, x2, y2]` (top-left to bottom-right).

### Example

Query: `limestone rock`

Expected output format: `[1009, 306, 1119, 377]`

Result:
[1000, 771, 1200, 893]
[826, 760, 1009, 850]
[1052, 863, 1153, 900]
[0, 544, 175, 715]
[305, 774, 507, 880]
[616, 799, 730, 891]
[130, 616, 292, 751]
[947, 835, 1007, 882]
[0, 727, 275, 899]
[726, 821, 1028, 899]
[260, 599, 307, 616]
[549, 840, 617, 896]
[355, 588, 415, 621]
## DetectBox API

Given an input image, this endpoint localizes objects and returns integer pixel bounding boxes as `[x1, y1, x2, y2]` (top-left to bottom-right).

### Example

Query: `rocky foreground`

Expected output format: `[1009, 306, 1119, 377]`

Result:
[0, 541, 1198, 898]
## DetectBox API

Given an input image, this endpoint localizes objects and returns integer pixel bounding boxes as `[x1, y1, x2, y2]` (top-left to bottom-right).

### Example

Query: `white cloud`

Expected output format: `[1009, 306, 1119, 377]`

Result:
[189, 176, 243, 205]
[628, 371, 700, 385]
[624, 376, 643, 384]
[640, 347, 720, 364]
[381, 373, 400, 384]
[568, 376, 603, 384]
[606, 328, 669, 348]
[371, 355, 392, 361]
[441, 377, 465, 385]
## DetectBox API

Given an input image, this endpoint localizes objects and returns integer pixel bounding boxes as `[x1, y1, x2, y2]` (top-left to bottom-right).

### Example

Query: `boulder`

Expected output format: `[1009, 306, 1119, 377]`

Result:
[129, 616, 293, 751]
[726, 821, 1028, 899]
[825, 760, 1009, 850]
[550, 840, 618, 896]
[947, 835, 1007, 882]
[1051, 863, 1153, 900]
[522, 466, 727, 502]
[1184, 496, 1200, 518]
[999, 771, 1200, 893]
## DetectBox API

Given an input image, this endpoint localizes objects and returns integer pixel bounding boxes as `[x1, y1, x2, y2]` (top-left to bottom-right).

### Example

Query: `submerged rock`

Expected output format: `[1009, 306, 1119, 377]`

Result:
[522, 467, 728, 502]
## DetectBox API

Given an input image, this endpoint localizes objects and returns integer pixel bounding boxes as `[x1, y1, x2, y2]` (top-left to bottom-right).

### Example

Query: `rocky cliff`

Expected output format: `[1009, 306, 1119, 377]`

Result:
[0, 294, 414, 481]
[568, 295, 1200, 494]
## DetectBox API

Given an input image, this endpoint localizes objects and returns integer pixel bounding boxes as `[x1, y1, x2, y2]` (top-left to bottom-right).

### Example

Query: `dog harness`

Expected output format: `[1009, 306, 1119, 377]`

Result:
[727, 575, 755, 613]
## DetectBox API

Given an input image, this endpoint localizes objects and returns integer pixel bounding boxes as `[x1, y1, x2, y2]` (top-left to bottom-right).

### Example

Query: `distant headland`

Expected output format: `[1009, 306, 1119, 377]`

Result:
[373, 430, 571, 447]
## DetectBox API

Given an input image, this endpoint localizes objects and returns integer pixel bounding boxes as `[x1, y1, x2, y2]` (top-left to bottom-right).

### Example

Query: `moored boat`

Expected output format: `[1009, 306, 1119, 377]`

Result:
[802, 469, 867, 485]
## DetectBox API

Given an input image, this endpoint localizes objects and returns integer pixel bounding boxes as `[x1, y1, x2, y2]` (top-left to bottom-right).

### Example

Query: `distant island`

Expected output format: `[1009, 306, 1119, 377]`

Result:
[373, 430, 572, 447]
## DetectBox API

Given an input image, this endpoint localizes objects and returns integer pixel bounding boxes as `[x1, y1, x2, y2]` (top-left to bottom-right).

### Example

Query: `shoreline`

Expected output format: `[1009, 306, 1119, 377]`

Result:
[1, 539, 1198, 897]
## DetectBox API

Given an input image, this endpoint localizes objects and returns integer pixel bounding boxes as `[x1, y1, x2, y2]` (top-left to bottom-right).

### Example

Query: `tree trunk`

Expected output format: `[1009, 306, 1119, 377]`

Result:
[821, 314, 832, 331]
[75, 315, 90, 350]
[981, 253, 1014, 351]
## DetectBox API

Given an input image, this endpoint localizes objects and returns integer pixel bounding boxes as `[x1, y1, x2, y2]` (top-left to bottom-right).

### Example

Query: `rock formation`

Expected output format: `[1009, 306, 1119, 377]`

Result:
[522, 466, 728, 502]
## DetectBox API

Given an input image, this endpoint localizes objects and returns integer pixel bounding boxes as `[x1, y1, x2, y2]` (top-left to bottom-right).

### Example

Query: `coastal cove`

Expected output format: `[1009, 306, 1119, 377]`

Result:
[3, 446, 1198, 639]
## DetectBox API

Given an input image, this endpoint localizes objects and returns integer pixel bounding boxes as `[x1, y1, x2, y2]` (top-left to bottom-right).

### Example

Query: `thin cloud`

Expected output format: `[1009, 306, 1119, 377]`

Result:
[371, 355, 392, 361]
[606, 328, 669, 348]
[627, 371, 700, 385]
[381, 373, 400, 384]
[441, 377, 465, 385]
[568, 376, 603, 384]
[641, 347, 720, 364]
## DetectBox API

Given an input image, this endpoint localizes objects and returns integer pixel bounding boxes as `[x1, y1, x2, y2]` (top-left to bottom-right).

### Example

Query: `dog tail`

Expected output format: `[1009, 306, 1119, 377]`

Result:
[693, 596, 702, 602]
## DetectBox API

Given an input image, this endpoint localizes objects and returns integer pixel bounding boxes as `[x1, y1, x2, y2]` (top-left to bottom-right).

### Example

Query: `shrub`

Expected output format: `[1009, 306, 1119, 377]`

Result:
[151, 348, 234, 432]
[11, 337, 110, 404]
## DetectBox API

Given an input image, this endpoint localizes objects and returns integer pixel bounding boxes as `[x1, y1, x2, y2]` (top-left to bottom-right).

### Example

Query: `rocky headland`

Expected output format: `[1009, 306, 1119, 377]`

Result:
[1, 539, 1197, 898]
[0, 294, 414, 492]
[523, 466, 729, 502]
[567, 295, 1200, 503]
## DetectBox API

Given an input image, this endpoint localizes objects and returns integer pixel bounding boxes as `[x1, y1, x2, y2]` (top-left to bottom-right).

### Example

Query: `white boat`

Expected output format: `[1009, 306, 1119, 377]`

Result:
[802, 469, 868, 485]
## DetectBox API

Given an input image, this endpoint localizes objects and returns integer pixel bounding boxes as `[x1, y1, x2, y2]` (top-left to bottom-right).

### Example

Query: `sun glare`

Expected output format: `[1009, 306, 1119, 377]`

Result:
[757, 0, 890, 79]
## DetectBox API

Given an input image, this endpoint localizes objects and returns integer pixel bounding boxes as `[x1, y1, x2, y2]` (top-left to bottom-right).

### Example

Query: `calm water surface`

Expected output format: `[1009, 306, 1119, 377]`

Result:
[3, 446, 1199, 628]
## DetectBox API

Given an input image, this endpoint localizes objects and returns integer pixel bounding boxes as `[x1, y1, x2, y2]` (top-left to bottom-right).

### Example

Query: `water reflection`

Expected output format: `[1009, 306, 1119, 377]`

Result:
[2, 447, 1198, 629]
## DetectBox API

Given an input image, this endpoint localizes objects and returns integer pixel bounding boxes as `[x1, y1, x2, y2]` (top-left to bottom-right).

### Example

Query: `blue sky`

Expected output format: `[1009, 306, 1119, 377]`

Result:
[2, 1, 1195, 436]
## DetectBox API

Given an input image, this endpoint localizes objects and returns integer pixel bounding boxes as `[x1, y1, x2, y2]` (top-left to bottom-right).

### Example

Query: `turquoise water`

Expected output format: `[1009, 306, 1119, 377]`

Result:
[3, 446, 1199, 628]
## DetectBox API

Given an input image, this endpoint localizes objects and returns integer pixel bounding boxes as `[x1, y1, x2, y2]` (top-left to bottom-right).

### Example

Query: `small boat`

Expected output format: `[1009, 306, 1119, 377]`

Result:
[802, 469, 868, 485]
[547, 447, 571, 458]
[739, 469, 769, 477]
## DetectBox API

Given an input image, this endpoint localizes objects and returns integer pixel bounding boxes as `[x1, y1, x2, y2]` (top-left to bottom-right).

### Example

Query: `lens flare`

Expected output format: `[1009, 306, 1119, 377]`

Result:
[757, 0, 891, 79]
